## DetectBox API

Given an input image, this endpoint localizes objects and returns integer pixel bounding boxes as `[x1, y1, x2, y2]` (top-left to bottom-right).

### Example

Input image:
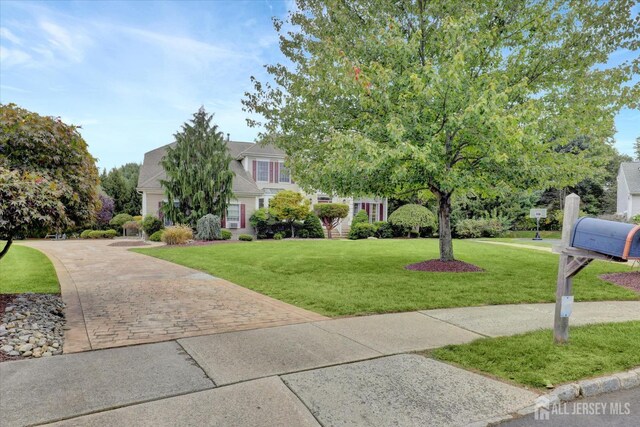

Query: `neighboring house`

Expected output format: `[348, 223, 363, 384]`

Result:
[616, 162, 640, 220]
[137, 140, 388, 237]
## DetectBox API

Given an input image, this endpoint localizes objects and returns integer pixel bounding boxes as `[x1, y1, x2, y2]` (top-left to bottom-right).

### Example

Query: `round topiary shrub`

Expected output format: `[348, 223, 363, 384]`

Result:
[388, 204, 436, 237]
[221, 230, 232, 240]
[142, 215, 164, 236]
[196, 214, 221, 241]
[239, 234, 253, 241]
[80, 229, 92, 239]
[149, 230, 164, 242]
[273, 232, 284, 240]
[351, 210, 369, 227]
[109, 213, 133, 229]
[348, 223, 376, 240]
[88, 230, 105, 239]
[104, 229, 118, 239]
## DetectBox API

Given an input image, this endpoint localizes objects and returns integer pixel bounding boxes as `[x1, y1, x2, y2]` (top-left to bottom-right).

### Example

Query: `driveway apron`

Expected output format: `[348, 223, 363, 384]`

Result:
[23, 240, 326, 352]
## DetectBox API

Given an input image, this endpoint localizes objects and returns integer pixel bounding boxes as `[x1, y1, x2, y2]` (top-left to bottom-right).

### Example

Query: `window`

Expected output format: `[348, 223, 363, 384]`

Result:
[258, 198, 265, 209]
[227, 204, 240, 222]
[279, 163, 290, 183]
[257, 161, 269, 182]
[317, 194, 332, 203]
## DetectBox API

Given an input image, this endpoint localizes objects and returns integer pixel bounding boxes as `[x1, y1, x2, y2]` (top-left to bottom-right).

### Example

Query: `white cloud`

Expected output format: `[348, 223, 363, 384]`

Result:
[0, 27, 22, 45]
[0, 46, 32, 67]
[39, 20, 89, 62]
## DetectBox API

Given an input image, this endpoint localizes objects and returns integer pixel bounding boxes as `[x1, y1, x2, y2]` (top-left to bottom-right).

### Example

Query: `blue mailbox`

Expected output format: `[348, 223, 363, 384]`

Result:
[571, 217, 640, 260]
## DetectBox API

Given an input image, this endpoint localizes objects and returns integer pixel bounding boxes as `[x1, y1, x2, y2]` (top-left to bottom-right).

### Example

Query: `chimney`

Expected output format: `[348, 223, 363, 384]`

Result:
[227, 133, 230, 142]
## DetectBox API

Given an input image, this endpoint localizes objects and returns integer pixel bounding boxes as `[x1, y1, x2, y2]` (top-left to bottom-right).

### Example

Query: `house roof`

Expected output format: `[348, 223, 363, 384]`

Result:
[620, 162, 640, 194]
[137, 141, 279, 195]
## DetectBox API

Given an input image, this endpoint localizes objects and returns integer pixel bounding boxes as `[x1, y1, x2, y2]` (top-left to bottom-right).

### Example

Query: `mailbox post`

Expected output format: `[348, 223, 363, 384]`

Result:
[552, 194, 622, 344]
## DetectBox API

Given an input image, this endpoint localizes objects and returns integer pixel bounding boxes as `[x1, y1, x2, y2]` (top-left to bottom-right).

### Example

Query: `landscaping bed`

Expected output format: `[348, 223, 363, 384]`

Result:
[134, 239, 638, 316]
[600, 271, 640, 294]
[430, 321, 640, 390]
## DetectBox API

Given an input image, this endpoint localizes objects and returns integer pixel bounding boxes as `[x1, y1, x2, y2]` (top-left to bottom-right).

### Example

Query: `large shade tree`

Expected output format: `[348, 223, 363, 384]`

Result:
[161, 107, 235, 225]
[0, 103, 99, 258]
[244, 0, 639, 261]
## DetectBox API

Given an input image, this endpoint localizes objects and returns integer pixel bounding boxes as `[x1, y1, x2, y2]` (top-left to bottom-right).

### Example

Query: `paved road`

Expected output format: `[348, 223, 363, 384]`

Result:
[22, 240, 325, 352]
[501, 387, 640, 426]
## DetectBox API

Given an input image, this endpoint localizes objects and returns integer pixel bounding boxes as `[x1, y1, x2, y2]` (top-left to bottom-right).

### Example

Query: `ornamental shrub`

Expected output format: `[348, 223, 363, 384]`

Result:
[455, 219, 484, 238]
[388, 204, 435, 237]
[162, 225, 193, 245]
[373, 221, 395, 239]
[273, 232, 284, 240]
[142, 215, 164, 236]
[349, 223, 376, 240]
[351, 210, 369, 227]
[88, 230, 105, 239]
[104, 229, 118, 238]
[239, 234, 253, 241]
[80, 229, 92, 239]
[303, 212, 325, 238]
[221, 230, 232, 240]
[149, 230, 164, 242]
[297, 229, 309, 238]
[110, 213, 133, 229]
[195, 214, 222, 241]
[123, 220, 141, 236]
[132, 215, 143, 222]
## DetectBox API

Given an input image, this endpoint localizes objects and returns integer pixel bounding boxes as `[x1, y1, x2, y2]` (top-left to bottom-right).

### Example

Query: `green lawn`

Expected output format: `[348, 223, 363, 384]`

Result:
[480, 238, 555, 247]
[431, 321, 640, 389]
[0, 244, 60, 294]
[134, 239, 637, 316]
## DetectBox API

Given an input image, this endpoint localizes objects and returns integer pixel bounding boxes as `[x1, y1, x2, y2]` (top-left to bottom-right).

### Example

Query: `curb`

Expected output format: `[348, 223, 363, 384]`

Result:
[470, 366, 640, 426]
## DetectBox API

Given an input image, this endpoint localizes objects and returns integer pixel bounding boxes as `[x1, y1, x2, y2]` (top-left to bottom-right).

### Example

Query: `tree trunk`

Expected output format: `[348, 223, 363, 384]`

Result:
[437, 193, 455, 261]
[0, 235, 13, 261]
[291, 222, 295, 238]
[327, 226, 333, 239]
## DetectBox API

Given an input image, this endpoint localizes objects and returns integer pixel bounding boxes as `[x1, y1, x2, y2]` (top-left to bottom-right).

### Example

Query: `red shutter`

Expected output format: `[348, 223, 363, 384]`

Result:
[364, 203, 370, 214]
[361, 202, 365, 209]
[252, 160, 257, 180]
[240, 204, 246, 228]
[379, 203, 384, 221]
[274, 162, 279, 183]
[221, 215, 226, 228]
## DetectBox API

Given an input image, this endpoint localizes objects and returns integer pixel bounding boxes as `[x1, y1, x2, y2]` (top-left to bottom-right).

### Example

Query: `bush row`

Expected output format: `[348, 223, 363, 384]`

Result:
[80, 229, 118, 239]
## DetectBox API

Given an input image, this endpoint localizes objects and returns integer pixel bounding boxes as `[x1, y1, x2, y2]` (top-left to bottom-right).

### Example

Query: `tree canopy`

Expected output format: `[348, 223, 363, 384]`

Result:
[244, 0, 639, 261]
[160, 107, 235, 225]
[100, 163, 141, 216]
[268, 190, 311, 237]
[388, 204, 436, 234]
[0, 103, 99, 258]
[314, 203, 349, 238]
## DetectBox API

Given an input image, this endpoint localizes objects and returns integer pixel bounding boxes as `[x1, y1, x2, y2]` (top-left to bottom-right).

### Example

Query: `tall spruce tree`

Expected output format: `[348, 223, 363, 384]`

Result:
[160, 107, 234, 225]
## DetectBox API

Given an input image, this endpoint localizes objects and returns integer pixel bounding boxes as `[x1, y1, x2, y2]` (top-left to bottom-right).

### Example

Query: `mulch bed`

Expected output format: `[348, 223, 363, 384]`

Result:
[108, 241, 150, 247]
[0, 294, 20, 363]
[599, 272, 640, 293]
[155, 240, 242, 249]
[405, 259, 484, 273]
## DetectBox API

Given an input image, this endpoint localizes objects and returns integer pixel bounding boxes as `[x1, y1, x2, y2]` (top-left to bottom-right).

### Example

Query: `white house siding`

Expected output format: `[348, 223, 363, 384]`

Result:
[617, 168, 630, 218]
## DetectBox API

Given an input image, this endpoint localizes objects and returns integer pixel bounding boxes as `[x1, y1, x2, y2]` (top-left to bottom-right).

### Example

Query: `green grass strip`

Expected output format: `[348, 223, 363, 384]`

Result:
[432, 321, 640, 389]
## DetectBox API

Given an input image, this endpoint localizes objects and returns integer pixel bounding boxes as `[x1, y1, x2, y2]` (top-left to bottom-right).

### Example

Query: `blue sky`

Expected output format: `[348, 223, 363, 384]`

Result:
[1, 1, 638, 171]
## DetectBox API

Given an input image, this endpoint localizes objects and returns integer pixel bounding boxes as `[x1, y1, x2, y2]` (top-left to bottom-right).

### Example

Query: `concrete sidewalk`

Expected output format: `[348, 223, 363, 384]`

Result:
[2, 301, 640, 426]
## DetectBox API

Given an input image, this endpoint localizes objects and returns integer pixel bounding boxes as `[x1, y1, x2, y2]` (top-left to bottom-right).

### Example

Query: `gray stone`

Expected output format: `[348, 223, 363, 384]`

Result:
[312, 312, 481, 354]
[282, 354, 537, 427]
[0, 341, 214, 426]
[614, 372, 640, 390]
[45, 377, 319, 427]
[1, 345, 13, 353]
[600, 376, 621, 393]
[18, 343, 34, 353]
[550, 384, 580, 401]
[178, 323, 380, 385]
[579, 378, 603, 397]
[8, 351, 19, 356]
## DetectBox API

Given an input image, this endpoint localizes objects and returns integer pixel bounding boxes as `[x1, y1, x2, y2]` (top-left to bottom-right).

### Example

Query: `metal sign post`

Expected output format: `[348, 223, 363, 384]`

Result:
[529, 209, 547, 241]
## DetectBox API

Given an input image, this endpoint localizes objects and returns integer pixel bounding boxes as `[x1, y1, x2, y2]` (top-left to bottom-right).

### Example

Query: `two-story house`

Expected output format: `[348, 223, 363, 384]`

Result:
[136, 140, 388, 237]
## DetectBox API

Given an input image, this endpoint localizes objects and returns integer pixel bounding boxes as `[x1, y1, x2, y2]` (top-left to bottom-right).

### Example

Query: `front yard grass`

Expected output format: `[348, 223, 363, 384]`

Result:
[134, 239, 637, 317]
[0, 244, 60, 294]
[431, 321, 640, 389]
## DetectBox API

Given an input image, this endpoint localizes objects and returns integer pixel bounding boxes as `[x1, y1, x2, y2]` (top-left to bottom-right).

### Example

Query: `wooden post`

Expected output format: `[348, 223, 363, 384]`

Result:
[554, 193, 580, 344]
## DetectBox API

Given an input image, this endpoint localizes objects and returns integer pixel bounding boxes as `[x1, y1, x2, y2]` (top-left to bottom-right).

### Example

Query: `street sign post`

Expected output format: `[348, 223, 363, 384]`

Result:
[529, 209, 548, 240]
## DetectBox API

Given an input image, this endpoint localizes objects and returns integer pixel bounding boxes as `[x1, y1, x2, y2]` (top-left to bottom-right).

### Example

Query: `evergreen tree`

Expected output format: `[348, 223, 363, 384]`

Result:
[635, 136, 640, 161]
[100, 163, 141, 215]
[160, 107, 234, 225]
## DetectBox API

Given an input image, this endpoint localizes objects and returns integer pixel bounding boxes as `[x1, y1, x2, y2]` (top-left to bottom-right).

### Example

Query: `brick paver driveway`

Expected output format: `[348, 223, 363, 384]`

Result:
[23, 240, 326, 353]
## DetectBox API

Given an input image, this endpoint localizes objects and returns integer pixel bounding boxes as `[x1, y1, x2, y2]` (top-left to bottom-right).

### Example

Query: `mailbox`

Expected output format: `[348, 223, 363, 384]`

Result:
[571, 217, 640, 260]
